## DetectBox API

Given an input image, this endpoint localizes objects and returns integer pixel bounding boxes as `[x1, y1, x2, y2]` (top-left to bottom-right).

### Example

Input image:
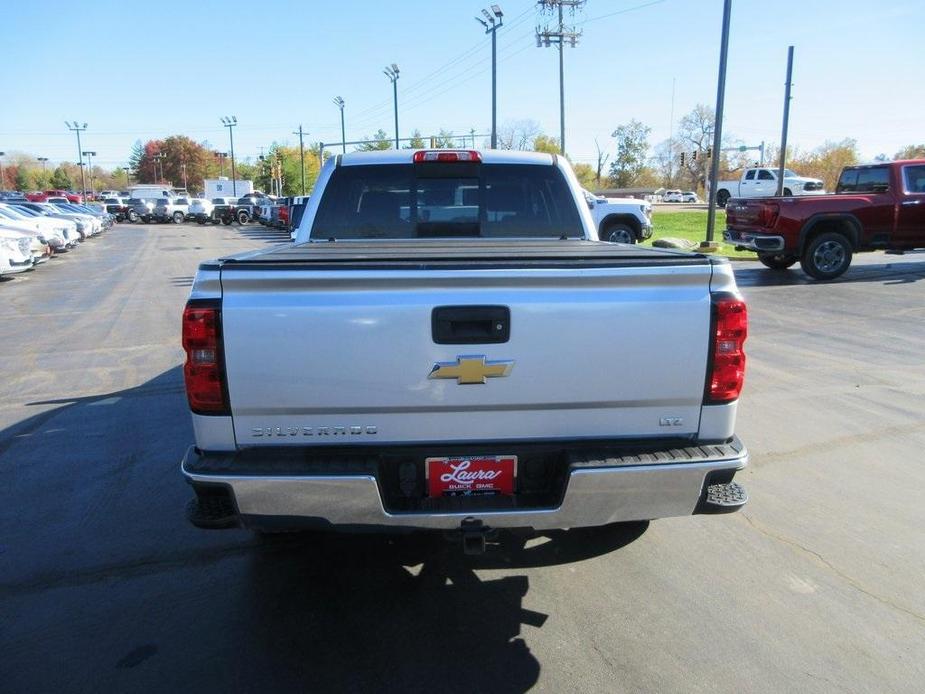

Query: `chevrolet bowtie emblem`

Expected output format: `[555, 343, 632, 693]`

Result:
[429, 355, 514, 385]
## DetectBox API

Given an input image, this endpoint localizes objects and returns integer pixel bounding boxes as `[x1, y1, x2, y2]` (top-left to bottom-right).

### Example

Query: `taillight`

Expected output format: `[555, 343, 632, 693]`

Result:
[182, 303, 228, 415]
[757, 202, 779, 227]
[705, 294, 747, 404]
[412, 150, 481, 163]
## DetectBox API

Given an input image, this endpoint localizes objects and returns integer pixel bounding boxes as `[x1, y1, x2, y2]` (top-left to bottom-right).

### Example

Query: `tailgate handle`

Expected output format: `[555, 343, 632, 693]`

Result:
[432, 306, 510, 344]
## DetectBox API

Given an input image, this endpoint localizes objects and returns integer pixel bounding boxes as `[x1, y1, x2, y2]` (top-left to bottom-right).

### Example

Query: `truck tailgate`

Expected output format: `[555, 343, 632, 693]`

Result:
[220, 254, 714, 447]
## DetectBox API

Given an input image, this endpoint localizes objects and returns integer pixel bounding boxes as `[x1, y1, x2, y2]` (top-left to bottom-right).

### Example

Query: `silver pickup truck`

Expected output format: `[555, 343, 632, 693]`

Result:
[181, 149, 749, 551]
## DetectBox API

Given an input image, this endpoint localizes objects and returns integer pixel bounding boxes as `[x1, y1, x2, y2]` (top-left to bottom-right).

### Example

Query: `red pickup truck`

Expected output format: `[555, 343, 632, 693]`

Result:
[724, 160, 925, 279]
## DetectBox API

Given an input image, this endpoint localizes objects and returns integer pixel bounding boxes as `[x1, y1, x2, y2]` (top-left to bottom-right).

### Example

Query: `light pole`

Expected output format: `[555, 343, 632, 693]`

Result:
[704, 0, 732, 247]
[333, 97, 346, 154]
[292, 125, 307, 195]
[476, 5, 503, 149]
[37, 157, 49, 173]
[383, 65, 400, 148]
[82, 151, 96, 197]
[216, 152, 227, 177]
[122, 167, 131, 187]
[220, 116, 238, 196]
[154, 152, 167, 184]
[776, 46, 795, 196]
[65, 121, 88, 200]
[0, 151, 5, 190]
[181, 162, 188, 191]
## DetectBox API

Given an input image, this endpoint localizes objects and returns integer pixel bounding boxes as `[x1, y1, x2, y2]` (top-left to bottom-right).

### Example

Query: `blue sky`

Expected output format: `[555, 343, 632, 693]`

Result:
[3, 0, 921, 170]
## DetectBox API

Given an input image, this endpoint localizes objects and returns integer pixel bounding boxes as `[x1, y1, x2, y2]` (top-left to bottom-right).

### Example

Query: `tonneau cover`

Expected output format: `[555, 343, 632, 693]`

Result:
[207, 239, 722, 269]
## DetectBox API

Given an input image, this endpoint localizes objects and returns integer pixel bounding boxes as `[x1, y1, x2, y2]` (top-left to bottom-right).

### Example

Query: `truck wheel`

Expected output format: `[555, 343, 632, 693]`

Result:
[603, 223, 636, 244]
[172, 211, 184, 224]
[800, 232, 852, 280]
[128, 210, 138, 223]
[716, 190, 730, 207]
[783, 188, 793, 196]
[236, 210, 250, 225]
[221, 216, 233, 225]
[758, 252, 798, 270]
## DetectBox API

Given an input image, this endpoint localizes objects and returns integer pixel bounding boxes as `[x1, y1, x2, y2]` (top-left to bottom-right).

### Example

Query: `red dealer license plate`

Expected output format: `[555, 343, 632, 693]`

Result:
[426, 456, 517, 497]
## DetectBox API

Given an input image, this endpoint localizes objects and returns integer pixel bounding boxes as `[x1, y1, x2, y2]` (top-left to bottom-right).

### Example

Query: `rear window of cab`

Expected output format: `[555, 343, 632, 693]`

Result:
[310, 163, 583, 240]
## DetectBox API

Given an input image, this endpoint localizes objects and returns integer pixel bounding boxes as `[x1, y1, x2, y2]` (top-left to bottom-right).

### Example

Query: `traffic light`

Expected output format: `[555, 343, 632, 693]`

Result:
[706, 147, 713, 158]
[691, 150, 698, 162]
[680, 152, 686, 166]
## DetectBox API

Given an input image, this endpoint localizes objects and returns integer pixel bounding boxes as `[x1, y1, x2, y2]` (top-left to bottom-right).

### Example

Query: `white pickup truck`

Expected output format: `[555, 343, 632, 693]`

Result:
[715, 167, 825, 207]
[180, 149, 749, 552]
[582, 189, 653, 244]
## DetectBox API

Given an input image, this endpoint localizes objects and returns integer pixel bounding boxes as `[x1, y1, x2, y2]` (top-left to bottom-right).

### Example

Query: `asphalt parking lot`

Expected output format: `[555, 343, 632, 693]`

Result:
[2, 224, 924, 693]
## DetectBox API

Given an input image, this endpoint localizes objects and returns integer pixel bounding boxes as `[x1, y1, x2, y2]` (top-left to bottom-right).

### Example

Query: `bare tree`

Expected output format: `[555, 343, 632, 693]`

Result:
[594, 138, 610, 186]
[497, 119, 542, 150]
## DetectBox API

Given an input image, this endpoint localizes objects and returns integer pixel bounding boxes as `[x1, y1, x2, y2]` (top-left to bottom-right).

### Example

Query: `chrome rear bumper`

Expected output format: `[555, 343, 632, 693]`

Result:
[182, 439, 748, 531]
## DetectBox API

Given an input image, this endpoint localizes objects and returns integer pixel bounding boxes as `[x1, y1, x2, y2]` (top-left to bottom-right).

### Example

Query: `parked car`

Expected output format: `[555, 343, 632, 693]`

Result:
[51, 203, 102, 235]
[724, 159, 925, 279]
[582, 189, 653, 244]
[17, 202, 92, 240]
[189, 198, 215, 224]
[126, 198, 156, 223]
[180, 149, 750, 543]
[45, 189, 84, 204]
[0, 204, 67, 251]
[0, 228, 37, 276]
[715, 167, 825, 207]
[8, 204, 80, 248]
[211, 197, 242, 225]
[103, 198, 130, 222]
[0, 217, 51, 264]
[151, 198, 188, 224]
[663, 190, 684, 203]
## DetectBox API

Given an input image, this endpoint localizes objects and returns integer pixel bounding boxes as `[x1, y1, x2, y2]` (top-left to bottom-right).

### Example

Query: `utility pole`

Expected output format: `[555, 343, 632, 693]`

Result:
[536, 0, 584, 156]
[293, 125, 306, 195]
[383, 64, 400, 148]
[476, 5, 504, 148]
[333, 97, 346, 154]
[704, 0, 732, 247]
[82, 151, 96, 196]
[221, 116, 238, 196]
[65, 121, 88, 200]
[776, 46, 794, 196]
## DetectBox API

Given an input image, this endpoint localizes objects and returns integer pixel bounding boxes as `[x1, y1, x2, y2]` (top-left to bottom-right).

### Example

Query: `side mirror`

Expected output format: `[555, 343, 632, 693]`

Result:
[586, 199, 594, 209]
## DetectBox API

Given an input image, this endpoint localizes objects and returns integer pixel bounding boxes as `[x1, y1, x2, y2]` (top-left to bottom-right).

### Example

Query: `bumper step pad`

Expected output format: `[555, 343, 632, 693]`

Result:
[701, 481, 748, 514]
[186, 494, 238, 529]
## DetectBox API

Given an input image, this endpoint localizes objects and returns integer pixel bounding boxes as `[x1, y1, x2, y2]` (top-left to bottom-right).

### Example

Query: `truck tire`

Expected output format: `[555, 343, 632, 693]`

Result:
[783, 188, 793, 196]
[221, 216, 233, 225]
[236, 210, 250, 225]
[128, 210, 138, 223]
[800, 232, 852, 280]
[716, 189, 730, 207]
[172, 211, 184, 224]
[603, 223, 636, 244]
[758, 252, 798, 270]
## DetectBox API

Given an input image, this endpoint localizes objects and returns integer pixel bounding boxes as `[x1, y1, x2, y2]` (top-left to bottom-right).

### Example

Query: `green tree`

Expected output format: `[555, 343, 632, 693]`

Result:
[572, 163, 597, 189]
[14, 167, 30, 191]
[357, 130, 392, 151]
[434, 129, 456, 148]
[403, 129, 426, 149]
[790, 139, 860, 190]
[608, 119, 651, 188]
[532, 134, 561, 154]
[50, 166, 72, 189]
[895, 144, 925, 160]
